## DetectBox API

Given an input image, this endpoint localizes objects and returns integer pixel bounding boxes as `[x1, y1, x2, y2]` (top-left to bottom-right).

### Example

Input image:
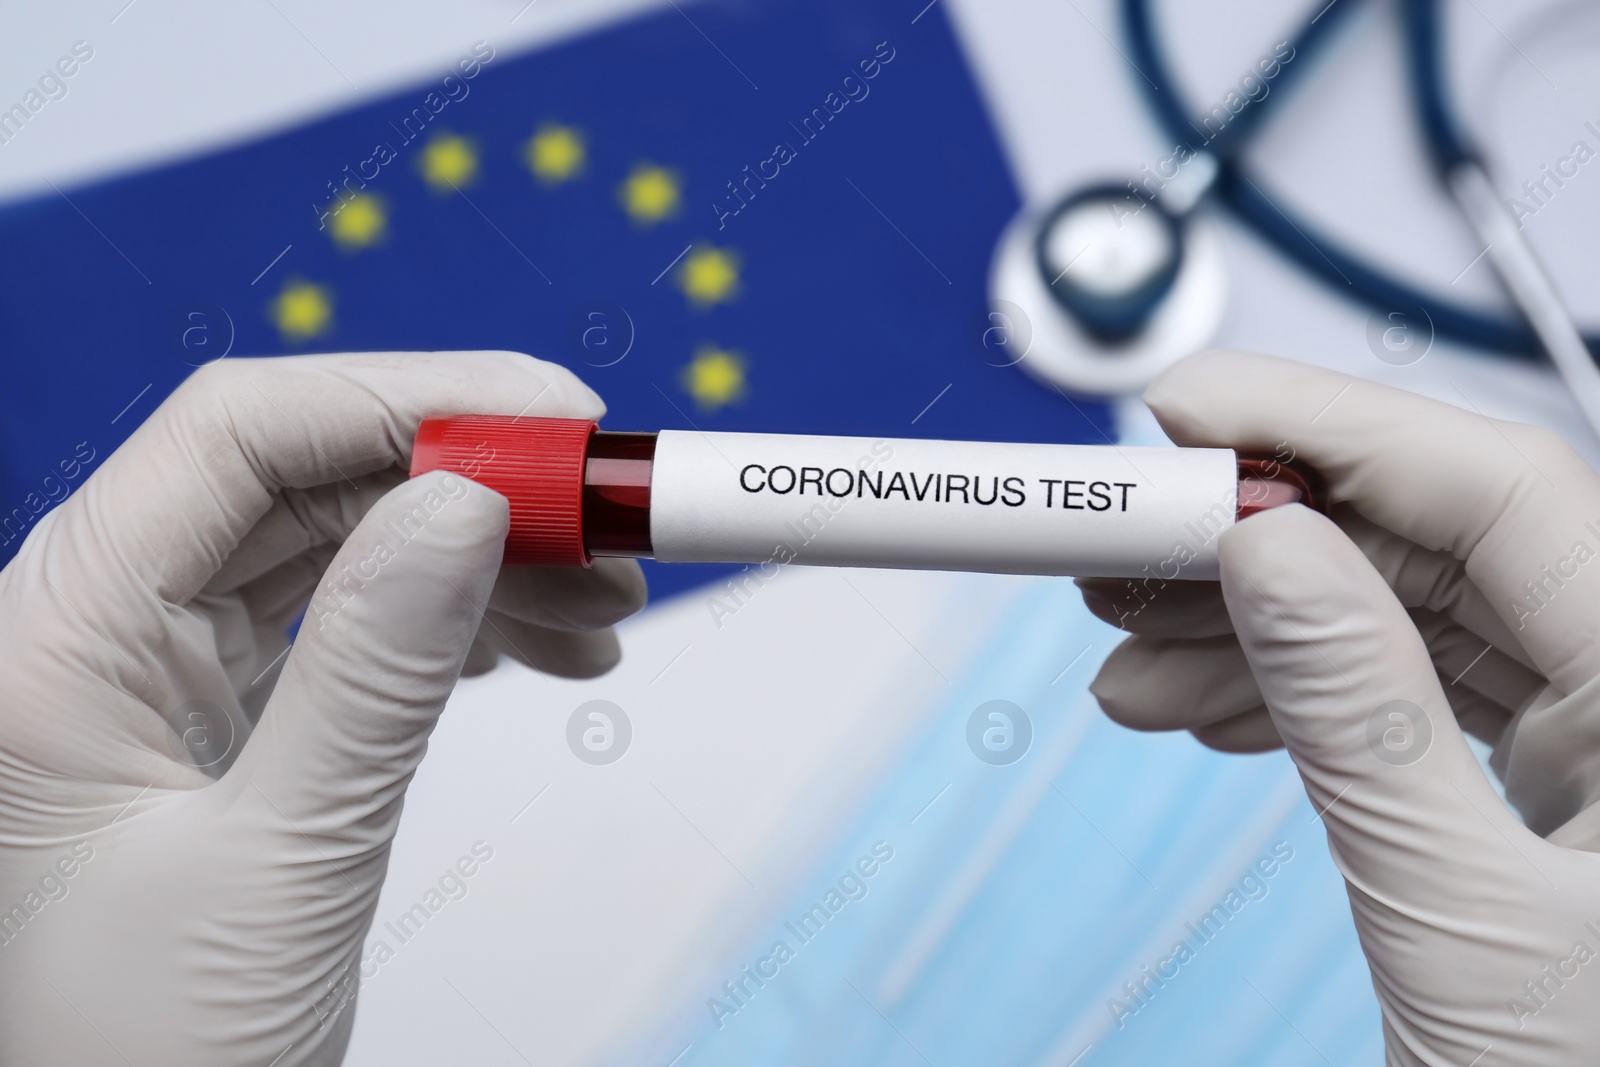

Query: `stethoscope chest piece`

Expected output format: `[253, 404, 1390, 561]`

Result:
[988, 188, 1229, 396]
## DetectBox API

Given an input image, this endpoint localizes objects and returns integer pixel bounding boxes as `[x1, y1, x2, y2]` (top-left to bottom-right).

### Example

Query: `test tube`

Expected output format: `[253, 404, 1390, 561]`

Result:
[410, 415, 1324, 580]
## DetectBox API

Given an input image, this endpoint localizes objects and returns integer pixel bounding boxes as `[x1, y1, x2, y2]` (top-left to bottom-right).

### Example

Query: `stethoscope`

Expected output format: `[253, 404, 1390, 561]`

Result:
[991, 0, 1600, 434]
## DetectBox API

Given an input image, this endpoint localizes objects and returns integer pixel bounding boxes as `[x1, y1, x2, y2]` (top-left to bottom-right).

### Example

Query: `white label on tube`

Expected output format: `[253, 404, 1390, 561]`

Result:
[648, 431, 1238, 580]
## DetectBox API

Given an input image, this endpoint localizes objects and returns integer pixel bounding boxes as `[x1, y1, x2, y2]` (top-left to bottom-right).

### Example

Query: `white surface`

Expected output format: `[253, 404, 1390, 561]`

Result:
[353, 564, 1030, 1066]
[651, 430, 1238, 578]
[4, 1, 1599, 1065]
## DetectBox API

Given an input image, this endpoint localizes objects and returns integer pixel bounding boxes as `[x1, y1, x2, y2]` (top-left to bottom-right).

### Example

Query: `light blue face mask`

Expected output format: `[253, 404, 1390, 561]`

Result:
[622, 572, 1383, 1067]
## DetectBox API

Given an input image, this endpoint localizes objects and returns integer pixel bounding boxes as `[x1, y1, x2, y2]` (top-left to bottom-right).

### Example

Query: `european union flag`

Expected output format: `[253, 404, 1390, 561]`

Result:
[0, 0, 1110, 598]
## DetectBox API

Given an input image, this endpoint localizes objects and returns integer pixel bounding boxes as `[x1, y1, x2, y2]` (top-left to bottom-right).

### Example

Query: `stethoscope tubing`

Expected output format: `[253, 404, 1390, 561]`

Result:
[1119, 0, 1600, 361]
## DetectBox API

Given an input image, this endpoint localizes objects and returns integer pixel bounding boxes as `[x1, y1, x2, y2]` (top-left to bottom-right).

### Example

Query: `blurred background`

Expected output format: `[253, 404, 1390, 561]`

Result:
[2, 0, 1597, 1063]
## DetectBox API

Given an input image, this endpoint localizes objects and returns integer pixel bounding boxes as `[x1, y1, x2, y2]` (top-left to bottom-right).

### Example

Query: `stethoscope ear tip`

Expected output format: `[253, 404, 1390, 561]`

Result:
[988, 184, 1230, 397]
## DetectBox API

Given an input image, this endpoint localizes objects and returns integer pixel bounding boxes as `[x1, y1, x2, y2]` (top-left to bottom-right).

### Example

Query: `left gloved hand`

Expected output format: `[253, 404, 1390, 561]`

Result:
[0, 351, 645, 1066]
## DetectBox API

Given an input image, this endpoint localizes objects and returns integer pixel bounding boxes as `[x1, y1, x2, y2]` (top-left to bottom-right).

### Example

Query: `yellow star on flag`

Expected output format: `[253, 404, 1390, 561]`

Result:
[526, 124, 585, 184]
[420, 133, 479, 192]
[677, 245, 740, 308]
[620, 163, 681, 224]
[682, 344, 747, 411]
[327, 194, 387, 250]
[271, 280, 333, 342]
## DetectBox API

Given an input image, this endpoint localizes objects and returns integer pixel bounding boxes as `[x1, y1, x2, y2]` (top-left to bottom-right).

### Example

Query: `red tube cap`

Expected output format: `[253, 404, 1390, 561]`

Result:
[410, 415, 596, 566]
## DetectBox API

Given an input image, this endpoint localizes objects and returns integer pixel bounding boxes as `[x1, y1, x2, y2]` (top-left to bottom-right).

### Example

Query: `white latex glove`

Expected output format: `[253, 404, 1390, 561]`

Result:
[0, 352, 646, 1066]
[1080, 351, 1600, 1065]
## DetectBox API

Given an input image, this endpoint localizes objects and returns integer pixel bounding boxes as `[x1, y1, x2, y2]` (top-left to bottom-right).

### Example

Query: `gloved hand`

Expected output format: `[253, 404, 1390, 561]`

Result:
[0, 352, 645, 1066]
[1080, 350, 1600, 1064]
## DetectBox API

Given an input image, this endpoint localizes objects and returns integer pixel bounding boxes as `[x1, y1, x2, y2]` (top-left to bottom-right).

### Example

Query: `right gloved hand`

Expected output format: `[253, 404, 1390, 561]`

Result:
[1080, 350, 1600, 1065]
